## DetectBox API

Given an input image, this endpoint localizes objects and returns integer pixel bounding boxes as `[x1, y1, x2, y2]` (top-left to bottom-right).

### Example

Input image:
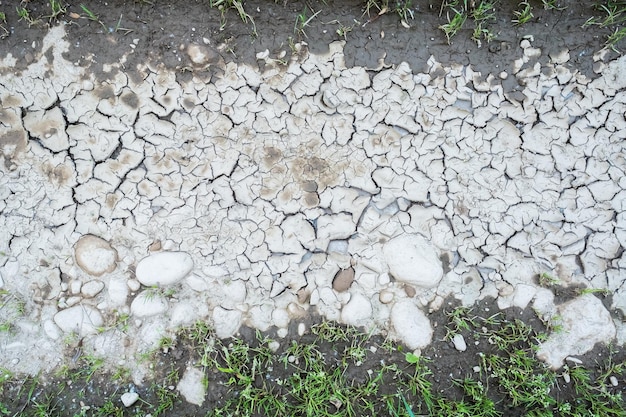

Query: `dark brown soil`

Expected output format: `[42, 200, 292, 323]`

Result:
[1, 0, 620, 87]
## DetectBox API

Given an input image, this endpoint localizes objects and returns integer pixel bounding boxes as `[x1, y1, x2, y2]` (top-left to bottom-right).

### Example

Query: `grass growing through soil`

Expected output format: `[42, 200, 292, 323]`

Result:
[1, 1, 625, 51]
[1, 301, 624, 416]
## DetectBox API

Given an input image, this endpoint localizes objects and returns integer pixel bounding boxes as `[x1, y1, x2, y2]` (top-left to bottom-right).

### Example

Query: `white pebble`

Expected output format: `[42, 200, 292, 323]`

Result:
[121, 392, 139, 407]
[452, 334, 467, 352]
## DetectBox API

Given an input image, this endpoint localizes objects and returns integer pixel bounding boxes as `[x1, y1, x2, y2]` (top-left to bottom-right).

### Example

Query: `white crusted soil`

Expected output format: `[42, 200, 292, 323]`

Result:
[0, 25, 625, 385]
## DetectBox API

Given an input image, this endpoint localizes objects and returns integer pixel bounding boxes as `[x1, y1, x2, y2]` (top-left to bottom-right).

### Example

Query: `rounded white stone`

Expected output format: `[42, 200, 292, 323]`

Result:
[452, 334, 467, 352]
[383, 235, 443, 288]
[391, 300, 433, 350]
[121, 392, 139, 407]
[53, 305, 104, 336]
[379, 289, 394, 304]
[70, 279, 82, 295]
[74, 235, 118, 277]
[130, 291, 168, 317]
[81, 280, 105, 298]
[341, 293, 372, 326]
[177, 367, 206, 406]
[127, 279, 141, 292]
[135, 252, 194, 286]
[43, 319, 61, 340]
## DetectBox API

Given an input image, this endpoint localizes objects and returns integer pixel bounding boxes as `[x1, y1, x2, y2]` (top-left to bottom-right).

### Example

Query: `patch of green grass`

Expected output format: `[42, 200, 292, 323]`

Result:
[578, 287, 612, 296]
[582, 1, 626, 51]
[439, 6, 467, 44]
[444, 305, 478, 340]
[364, 0, 415, 27]
[512, 1, 534, 25]
[0, 11, 7, 39]
[538, 271, 560, 287]
[46, 0, 66, 21]
[80, 4, 107, 30]
[16, 5, 37, 26]
[1, 307, 625, 416]
[541, 0, 566, 10]
[471, 0, 497, 45]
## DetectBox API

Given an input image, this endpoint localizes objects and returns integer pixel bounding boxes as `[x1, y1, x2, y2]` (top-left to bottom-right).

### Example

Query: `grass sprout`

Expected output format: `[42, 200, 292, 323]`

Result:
[512, 1, 534, 25]
[46, 0, 66, 21]
[440, 6, 467, 44]
[80, 4, 107, 30]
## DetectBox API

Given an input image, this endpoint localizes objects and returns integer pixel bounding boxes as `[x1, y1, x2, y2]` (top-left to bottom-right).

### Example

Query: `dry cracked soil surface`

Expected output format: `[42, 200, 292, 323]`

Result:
[1, 0, 626, 414]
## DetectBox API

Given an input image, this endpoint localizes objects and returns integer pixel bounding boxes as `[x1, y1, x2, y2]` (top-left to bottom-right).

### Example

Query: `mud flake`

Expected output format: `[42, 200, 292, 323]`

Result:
[23, 107, 69, 152]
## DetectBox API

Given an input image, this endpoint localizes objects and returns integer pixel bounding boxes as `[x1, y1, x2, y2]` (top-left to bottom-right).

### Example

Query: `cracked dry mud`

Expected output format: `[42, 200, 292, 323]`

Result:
[1, 1, 625, 403]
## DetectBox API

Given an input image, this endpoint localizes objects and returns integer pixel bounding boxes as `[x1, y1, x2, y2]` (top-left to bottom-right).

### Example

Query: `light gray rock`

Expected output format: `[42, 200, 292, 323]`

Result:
[81, 280, 105, 298]
[177, 367, 206, 406]
[53, 305, 104, 336]
[391, 300, 433, 350]
[135, 252, 193, 286]
[121, 392, 139, 407]
[537, 294, 616, 369]
[340, 293, 372, 326]
[130, 291, 168, 317]
[452, 334, 467, 352]
[74, 235, 118, 277]
[383, 235, 443, 288]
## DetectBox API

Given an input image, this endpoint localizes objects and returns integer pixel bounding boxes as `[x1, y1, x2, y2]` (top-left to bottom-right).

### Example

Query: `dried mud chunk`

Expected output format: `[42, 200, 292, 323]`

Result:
[23, 107, 69, 153]
[74, 235, 118, 277]
[0, 129, 27, 169]
[186, 43, 221, 67]
[536, 294, 616, 369]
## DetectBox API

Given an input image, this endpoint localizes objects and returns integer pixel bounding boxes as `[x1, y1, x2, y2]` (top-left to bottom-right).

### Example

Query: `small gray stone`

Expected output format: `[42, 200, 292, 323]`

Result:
[121, 392, 139, 407]
[379, 289, 394, 304]
[333, 267, 354, 292]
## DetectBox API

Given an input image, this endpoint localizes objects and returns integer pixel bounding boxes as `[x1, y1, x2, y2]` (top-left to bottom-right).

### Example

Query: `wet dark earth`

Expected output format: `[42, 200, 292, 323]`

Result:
[2, 0, 620, 83]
